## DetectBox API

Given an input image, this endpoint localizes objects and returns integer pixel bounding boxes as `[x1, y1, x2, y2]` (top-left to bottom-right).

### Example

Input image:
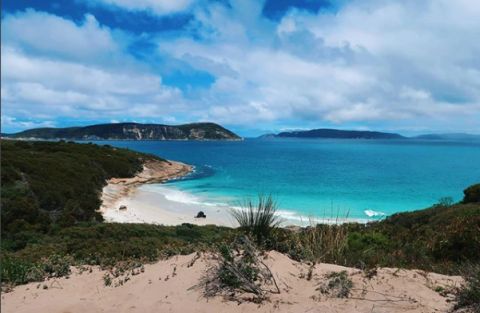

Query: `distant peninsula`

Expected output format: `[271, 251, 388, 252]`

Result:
[4, 122, 242, 141]
[264, 128, 480, 140]
[271, 128, 405, 139]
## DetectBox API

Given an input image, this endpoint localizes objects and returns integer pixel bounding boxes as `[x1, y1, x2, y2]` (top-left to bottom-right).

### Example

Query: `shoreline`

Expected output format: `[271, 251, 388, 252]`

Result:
[99, 162, 374, 227]
[99, 159, 195, 222]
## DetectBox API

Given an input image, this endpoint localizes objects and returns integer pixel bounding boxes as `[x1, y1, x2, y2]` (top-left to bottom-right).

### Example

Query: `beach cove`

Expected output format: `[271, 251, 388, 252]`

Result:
[94, 138, 480, 222]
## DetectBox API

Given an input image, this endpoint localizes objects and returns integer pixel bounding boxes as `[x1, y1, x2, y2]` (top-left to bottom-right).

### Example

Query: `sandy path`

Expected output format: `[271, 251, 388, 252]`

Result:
[2, 251, 462, 313]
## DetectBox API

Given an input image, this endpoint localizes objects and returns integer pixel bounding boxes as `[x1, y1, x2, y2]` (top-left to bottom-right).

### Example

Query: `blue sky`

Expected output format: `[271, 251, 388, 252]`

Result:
[1, 0, 479, 136]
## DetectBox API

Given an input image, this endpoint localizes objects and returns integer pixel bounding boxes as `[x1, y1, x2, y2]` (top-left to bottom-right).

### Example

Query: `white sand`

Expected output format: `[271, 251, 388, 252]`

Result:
[102, 185, 237, 226]
[2, 251, 463, 313]
[98, 159, 237, 226]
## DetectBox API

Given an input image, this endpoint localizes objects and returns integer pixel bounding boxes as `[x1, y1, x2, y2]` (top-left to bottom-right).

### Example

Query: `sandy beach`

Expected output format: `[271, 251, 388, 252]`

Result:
[2, 251, 463, 313]
[99, 159, 239, 226]
[99, 159, 362, 227]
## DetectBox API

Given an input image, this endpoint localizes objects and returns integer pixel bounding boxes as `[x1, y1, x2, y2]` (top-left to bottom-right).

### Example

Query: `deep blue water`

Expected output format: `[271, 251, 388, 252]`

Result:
[93, 138, 480, 220]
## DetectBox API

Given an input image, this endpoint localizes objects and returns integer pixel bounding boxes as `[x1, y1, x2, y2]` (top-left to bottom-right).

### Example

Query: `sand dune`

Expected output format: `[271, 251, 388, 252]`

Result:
[2, 251, 462, 313]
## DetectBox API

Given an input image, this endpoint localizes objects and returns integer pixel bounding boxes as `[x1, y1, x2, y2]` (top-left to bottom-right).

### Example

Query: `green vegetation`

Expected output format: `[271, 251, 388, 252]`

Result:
[281, 223, 348, 264]
[1, 140, 164, 244]
[316, 271, 353, 298]
[455, 264, 480, 313]
[272, 200, 479, 274]
[201, 236, 279, 302]
[5, 122, 241, 140]
[1, 222, 233, 287]
[464, 183, 480, 204]
[230, 195, 281, 245]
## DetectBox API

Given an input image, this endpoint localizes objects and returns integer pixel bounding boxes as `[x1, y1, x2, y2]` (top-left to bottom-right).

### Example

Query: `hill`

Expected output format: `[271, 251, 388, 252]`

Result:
[4, 122, 241, 141]
[264, 128, 480, 141]
[414, 133, 480, 141]
[0, 140, 188, 243]
[274, 128, 405, 139]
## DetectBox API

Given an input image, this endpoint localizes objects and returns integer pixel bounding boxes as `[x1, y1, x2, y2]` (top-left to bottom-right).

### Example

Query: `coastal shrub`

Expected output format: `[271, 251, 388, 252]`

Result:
[1, 140, 162, 238]
[1, 222, 235, 287]
[435, 197, 454, 207]
[463, 184, 480, 203]
[230, 195, 281, 245]
[41, 254, 73, 278]
[455, 264, 480, 312]
[275, 223, 348, 265]
[316, 271, 353, 299]
[0, 255, 44, 286]
[303, 224, 348, 264]
[200, 236, 280, 302]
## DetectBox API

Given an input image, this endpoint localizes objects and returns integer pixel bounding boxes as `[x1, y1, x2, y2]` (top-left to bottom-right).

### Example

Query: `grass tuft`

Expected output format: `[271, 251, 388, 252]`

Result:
[230, 195, 282, 245]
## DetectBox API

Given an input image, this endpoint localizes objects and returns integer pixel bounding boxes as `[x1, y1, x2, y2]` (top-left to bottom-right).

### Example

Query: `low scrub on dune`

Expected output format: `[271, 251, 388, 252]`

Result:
[272, 183, 480, 274]
[455, 264, 480, 313]
[197, 236, 280, 303]
[1, 223, 234, 288]
[276, 223, 349, 265]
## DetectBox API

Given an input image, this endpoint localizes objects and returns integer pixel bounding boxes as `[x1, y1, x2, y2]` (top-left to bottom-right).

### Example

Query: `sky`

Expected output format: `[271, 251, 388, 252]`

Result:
[1, 0, 480, 136]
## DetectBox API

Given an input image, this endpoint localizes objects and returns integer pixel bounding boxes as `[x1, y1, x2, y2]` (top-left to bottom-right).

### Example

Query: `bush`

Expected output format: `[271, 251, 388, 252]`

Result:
[455, 264, 480, 312]
[316, 271, 353, 298]
[200, 236, 280, 302]
[273, 223, 348, 264]
[435, 197, 454, 207]
[230, 195, 281, 245]
[463, 184, 480, 204]
[1, 140, 162, 242]
[0, 255, 44, 286]
[42, 254, 73, 278]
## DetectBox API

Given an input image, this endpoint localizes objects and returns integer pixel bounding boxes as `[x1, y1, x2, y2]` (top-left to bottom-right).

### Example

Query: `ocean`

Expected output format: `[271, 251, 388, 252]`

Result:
[93, 138, 480, 221]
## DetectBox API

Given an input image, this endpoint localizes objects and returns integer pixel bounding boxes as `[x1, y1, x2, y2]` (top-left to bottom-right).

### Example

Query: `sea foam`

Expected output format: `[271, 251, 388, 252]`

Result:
[364, 209, 386, 217]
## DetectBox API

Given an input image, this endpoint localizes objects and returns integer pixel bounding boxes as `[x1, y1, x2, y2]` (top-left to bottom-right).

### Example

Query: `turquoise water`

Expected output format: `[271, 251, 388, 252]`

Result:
[94, 138, 480, 220]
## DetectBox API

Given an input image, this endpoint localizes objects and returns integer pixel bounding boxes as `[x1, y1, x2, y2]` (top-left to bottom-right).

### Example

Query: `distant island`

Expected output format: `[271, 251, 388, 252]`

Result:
[263, 128, 480, 140]
[3, 122, 242, 141]
[413, 133, 480, 140]
[271, 129, 405, 139]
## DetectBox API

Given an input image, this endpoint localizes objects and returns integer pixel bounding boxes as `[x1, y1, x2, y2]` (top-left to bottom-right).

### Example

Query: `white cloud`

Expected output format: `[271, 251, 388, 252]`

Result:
[158, 0, 480, 131]
[1, 47, 184, 119]
[2, 0, 480, 133]
[87, 0, 194, 15]
[2, 10, 119, 63]
[1, 115, 56, 131]
[1, 11, 187, 130]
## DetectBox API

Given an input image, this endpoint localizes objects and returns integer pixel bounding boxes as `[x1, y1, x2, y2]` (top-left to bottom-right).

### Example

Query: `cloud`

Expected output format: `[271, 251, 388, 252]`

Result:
[158, 0, 480, 131]
[2, 10, 119, 63]
[86, 0, 194, 15]
[1, 115, 56, 131]
[1, 47, 184, 119]
[1, 11, 188, 131]
[1, 0, 480, 134]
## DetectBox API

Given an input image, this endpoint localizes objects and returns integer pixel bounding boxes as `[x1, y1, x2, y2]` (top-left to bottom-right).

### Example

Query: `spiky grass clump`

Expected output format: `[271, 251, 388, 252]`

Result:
[230, 195, 282, 245]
